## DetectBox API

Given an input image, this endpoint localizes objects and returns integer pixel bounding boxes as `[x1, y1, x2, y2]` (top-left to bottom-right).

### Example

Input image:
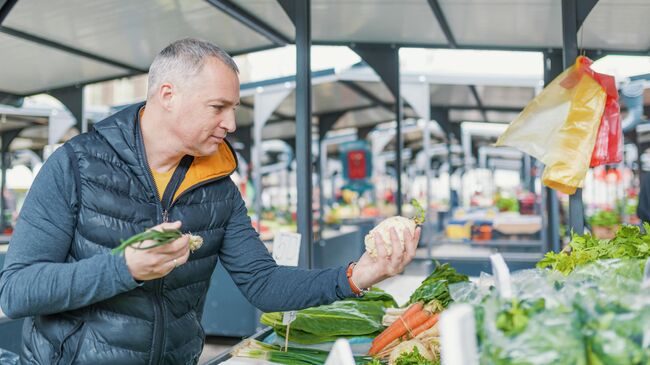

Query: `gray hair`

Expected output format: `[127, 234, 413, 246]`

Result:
[147, 38, 239, 98]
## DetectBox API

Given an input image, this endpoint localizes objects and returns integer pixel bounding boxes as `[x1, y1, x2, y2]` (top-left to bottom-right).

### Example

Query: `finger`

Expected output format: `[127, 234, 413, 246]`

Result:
[389, 227, 404, 267]
[178, 247, 190, 265]
[154, 235, 190, 256]
[405, 227, 419, 260]
[152, 220, 182, 232]
[374, 232, 388, 260]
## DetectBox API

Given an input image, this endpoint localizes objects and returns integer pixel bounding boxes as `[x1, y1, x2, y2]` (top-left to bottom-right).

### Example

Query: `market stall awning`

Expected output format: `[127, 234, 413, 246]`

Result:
[0, 0, 286, 96]
[0, 0, 647, 98]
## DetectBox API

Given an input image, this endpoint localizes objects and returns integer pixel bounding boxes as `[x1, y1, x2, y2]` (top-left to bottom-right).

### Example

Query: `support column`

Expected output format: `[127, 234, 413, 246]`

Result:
[294, 0, 313, 268]
[253, 89, 292, 241]
[352, 44, 403, 215]
[543, 50, 563, 253]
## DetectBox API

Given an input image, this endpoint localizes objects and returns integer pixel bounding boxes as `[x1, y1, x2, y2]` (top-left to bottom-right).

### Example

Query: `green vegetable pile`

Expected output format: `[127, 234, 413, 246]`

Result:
[260, 289, 396, 344]
[494, 298, 545, 337]
[457, 256, 650, 365]
[537, 224, 650, 275]
[408, 262, 469, 309]
[588, 210, 620, 228]
[393, 347, 439, 365]
[495, 197, 519, 212]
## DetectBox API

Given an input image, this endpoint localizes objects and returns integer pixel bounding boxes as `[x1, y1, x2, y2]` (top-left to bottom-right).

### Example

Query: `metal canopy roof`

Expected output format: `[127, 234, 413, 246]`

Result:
[0, 0, 284, 96]
[0, 0, 647, 98]
[233, 64, 537, 142]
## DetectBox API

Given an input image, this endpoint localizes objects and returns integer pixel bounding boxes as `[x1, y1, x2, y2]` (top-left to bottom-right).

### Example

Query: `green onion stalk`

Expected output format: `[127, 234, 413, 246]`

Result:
[111, 229, 203, 255]
[231, 339, 379, 365]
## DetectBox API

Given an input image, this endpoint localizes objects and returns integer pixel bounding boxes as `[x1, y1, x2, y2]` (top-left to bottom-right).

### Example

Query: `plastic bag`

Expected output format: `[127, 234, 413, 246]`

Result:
[476, 293, 587, 365]
[588, 61, 622, 167]
[567, 260, 650, 365]
[496, 56, 608, 194]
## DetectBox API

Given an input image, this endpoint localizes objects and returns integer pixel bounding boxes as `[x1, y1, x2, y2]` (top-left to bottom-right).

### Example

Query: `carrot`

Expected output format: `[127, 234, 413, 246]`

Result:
[368, 310, 432, 355]
[401, 313, 439, 340]
[373, 302, 423, 344]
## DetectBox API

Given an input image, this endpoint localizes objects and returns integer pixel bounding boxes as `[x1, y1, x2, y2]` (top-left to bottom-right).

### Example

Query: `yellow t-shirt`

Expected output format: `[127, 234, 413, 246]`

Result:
[150, 144, 237, 202]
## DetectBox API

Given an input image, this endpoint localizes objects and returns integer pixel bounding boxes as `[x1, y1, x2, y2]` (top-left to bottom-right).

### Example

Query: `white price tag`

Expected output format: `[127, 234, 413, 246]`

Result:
[325, 339, 356, 365]
[490, 253, 512, 299]
[440, 304, 479, 365]
[272, 232, 302, 267]
[282, 311, 297, 325]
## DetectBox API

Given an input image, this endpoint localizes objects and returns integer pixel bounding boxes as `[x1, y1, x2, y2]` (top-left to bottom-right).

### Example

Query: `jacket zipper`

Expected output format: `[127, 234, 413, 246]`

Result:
[146, 161, 167, 365]
[136, 110, 237, 364]
[136, 116, 168, 365]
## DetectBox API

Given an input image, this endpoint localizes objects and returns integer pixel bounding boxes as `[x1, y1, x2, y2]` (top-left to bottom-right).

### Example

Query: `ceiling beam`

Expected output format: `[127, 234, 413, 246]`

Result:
[340, 80, 393, 112]
[427, 1, 489, 122]
[468, 85, 489, 121]
[427, 0, 457, 48]
[0, 26, 146, 73]
[206, 0, 290, 45]
[0, 0, 18, 25]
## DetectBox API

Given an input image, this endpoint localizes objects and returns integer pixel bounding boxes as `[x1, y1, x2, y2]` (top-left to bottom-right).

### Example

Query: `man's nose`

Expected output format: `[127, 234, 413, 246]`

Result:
[222, 110, 237, 133]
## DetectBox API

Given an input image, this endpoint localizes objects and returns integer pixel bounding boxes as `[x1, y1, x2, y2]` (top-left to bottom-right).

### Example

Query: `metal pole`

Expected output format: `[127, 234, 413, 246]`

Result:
[295, 0, 313, 268]
[544, 50, 562, 252]
[318, 137, 326, 242]
[396, 84, 403, 215]
[562, 0, 584, 235]
[0, 139, 6, 230]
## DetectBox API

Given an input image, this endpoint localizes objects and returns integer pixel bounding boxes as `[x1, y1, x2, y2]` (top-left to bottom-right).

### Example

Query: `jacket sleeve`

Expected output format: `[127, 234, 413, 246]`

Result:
[219, 186, 355, 312]
[0, 146, 140, 319]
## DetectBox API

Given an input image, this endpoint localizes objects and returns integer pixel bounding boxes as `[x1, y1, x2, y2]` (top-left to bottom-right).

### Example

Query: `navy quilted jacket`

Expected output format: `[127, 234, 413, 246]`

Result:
[0, 102, 353, 364]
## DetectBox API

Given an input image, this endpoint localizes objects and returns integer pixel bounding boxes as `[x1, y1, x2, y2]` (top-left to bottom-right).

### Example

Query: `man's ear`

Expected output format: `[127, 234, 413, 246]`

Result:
[158, 82, 175, 111]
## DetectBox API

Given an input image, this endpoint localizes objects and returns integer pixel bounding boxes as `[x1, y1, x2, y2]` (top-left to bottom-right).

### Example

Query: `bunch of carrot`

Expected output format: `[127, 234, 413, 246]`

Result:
[368, 301, 440, 356]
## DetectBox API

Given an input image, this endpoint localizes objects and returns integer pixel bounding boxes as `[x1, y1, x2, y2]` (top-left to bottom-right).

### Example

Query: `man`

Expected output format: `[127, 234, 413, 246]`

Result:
[0, 38, 419, 364]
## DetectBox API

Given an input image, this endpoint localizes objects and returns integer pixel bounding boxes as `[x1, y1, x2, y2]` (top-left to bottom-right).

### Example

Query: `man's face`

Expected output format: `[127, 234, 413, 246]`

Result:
[171, 57, 240, 157]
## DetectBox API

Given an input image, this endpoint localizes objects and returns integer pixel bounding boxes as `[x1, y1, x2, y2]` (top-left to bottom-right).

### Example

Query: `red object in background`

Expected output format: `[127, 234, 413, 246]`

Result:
[347, 150, 367, 179]
[594, 167, 622, 183]
[560, 56, 622, 168]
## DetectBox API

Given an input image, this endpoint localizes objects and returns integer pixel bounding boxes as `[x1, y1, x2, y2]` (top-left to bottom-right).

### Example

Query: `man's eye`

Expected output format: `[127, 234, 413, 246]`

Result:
[211, 105, 223, 112]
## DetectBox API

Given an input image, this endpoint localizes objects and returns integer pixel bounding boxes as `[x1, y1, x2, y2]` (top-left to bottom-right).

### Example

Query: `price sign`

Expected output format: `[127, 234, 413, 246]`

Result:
[272, 232, 302, 267]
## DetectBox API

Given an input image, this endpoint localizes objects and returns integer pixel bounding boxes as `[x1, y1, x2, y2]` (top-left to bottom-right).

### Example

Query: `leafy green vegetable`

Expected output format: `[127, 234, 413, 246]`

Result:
[394, 347, 438, 365]
[537, 224, 650, 275]
[495, 298, 545, 336]
[589, 210, 620, 228]
[353, 287, 398, 308]
[411, 199, 426, 225]
[232, 339, 375, 365]
[479, 296, 588, 365]
[363, 359, 384, 365]
[260, 300, 385, 344]
[496, 197, 519, 212]
[408, 262, 469, 307]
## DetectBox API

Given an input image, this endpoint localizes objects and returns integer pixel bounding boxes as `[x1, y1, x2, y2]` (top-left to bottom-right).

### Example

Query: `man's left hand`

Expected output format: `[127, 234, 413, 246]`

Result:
[350, 226, 421, 290]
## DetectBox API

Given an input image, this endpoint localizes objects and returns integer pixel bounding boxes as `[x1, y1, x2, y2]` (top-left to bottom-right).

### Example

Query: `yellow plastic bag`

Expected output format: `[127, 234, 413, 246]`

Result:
[496, 57, 607, 194]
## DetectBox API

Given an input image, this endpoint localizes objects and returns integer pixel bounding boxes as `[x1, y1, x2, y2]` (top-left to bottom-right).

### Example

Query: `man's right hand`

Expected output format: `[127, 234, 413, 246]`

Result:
[124, 221, 190, 281]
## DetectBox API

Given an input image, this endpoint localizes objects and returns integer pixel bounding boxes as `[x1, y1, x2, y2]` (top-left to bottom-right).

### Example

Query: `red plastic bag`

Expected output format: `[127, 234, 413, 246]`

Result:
[590, 96, 622, 167]
[561, 57, 622, 167]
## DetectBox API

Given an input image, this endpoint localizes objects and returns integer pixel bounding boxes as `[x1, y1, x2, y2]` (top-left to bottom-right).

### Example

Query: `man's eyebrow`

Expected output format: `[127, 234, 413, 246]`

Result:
[207, 98, 240, 106]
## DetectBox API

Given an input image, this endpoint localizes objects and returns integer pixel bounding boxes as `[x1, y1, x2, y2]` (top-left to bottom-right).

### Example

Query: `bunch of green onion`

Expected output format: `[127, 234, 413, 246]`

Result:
[111, 229, 203, 254]
[231, 339, 378, 365]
